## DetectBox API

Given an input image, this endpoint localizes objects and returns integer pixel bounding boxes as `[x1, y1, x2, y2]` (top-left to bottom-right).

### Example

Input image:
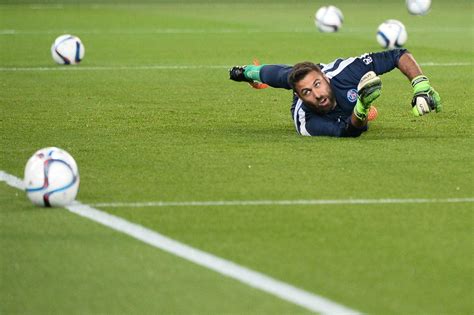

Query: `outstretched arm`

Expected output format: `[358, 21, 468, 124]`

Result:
[363, 50, 441, 116]
[397, 52, 423, 80]
[397, 52, 442, 115]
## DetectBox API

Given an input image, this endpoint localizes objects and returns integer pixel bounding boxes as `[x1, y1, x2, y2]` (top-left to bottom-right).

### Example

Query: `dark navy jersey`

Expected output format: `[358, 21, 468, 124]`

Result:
[259, 49, 407, 137]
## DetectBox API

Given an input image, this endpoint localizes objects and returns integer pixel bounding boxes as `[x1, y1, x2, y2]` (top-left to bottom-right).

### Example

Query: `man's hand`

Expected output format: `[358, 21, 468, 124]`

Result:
[411, 75, 442, 116]
[354, 71, 382, 120]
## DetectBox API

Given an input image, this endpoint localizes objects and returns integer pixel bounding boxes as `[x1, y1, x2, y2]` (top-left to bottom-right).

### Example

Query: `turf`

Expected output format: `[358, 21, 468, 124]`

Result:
[1, 1, 473, 314]
[0, 185, 309, 315]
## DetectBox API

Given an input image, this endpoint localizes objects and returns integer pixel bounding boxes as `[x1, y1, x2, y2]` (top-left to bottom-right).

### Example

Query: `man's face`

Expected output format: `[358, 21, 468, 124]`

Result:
[294, 70, 336, 113]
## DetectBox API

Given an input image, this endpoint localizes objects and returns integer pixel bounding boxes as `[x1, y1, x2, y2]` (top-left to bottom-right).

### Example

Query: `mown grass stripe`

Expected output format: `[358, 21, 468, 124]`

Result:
[0, 169, 360, 315]
[90, 197, 474, 208]
[0, 62, 470, 72]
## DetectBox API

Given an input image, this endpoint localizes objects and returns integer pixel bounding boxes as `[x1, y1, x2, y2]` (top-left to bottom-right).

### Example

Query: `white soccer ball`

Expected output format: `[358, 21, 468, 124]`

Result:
[314, 5, 344, 33]
[376, 19, 408, 49]
[51, 34, 85, 65]
[406, 0, 431, 15]
[24, 147, 80, 207]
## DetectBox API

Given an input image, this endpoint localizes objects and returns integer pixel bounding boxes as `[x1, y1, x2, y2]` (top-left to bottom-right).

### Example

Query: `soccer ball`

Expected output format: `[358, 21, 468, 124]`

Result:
[376, 19, 408, 49]
[314, 6, 344, 33]
[406, 0, 431, 15]
[51, 34, 85, 65]
[24, 147, 80, 207]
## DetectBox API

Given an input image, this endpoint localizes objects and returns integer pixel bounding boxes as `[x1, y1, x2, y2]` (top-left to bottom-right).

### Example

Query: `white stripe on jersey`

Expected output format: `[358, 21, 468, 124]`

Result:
[320, 59, 341, 73]
[293, 98, 311, 136]
[323, 57, 357, 79]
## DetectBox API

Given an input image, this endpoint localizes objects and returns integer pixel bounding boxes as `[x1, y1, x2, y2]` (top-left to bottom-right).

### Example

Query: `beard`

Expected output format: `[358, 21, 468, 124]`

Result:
[309, 91, 336, 114]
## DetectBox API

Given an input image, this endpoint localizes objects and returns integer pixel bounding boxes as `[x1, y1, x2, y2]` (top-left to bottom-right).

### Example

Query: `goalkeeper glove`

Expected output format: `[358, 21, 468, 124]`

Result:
[353, 71, 382, 120]
[411, 75, 442, 116]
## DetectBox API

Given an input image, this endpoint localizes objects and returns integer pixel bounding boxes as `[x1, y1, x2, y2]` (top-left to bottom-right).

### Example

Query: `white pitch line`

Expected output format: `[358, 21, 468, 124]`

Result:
[0, 62, 471, 72]
[90, 197, 474, 208]
[0, 29, 311, 35]
[0, 65, 229, 72]
[0, 170, 360, 315]
[0, 27, 468, 35]
[419, 62, 472, 67]
[0, 170, 25, 190]
[66, 202, 359, 315]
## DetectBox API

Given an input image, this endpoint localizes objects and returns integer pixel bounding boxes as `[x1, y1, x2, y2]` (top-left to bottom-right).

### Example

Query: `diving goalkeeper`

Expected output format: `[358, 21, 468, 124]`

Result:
[229, 49, 441, 137]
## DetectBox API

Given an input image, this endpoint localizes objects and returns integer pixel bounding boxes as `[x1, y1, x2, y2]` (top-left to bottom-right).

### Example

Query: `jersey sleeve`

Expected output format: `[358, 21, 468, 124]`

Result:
[368, 48, 407, 75]
[321, 49, 408, 89]
[349, 49, 408, 77]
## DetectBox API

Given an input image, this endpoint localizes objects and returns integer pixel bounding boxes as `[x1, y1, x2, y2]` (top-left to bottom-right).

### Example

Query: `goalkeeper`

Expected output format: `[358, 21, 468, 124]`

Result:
[229, 49, 441, 137]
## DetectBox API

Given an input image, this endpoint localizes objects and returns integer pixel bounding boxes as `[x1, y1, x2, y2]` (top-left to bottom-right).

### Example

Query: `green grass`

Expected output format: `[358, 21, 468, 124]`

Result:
[1, 1, 473, 314]
[0, 186, 309, 315]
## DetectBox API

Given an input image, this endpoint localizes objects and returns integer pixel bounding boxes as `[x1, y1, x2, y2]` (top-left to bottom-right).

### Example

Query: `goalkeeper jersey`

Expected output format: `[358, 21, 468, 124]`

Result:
[259, 49, 407, 137]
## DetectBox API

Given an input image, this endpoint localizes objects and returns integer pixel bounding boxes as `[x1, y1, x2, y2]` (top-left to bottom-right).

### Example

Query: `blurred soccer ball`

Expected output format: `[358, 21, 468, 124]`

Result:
[51, 34, 85, 65]
[406, 0, 431, 15]
[314, 5, 344, 33]
[368, 106, 378, 121]
[24, 147, 80, 207]
[376, 19, 407, 49]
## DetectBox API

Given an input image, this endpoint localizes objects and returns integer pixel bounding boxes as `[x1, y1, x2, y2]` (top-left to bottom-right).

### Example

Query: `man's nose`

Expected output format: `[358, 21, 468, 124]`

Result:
[312, 89, 321, 100]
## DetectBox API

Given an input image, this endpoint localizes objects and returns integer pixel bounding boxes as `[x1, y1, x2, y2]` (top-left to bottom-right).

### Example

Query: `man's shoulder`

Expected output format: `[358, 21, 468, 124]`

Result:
[321, 55, 368, 80]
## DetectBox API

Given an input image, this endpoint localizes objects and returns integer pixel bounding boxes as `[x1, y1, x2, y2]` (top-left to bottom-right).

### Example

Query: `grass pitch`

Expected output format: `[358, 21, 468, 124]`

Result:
[1, 0, 473, 314]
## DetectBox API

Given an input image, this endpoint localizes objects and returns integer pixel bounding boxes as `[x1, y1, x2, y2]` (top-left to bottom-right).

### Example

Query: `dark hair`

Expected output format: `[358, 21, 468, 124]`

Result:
[288, 62, 323, 91]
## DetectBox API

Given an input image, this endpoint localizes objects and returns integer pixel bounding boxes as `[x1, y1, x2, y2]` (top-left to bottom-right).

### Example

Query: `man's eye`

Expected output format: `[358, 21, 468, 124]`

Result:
[302, 90, 310, 95]
[315, 82, 320, 88]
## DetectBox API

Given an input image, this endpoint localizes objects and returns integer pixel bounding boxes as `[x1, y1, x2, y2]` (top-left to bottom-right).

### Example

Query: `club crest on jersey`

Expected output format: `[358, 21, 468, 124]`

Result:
[347, 89, 358, 103]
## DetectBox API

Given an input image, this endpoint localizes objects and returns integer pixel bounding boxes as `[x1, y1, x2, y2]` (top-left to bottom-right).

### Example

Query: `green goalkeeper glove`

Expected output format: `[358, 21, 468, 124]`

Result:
[411, 75, 442, 116]
[353, 71, 382, 120]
